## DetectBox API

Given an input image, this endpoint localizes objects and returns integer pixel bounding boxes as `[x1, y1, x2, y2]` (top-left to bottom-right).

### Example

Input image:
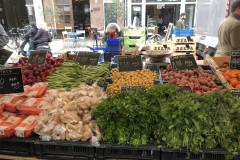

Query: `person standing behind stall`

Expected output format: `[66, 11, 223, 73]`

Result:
[176, 13, 187, 30]
[132, 12, 140, 29]
[157, 14, 163, 34]
[216, 0, 240, 57]
[0, 24, 9, 48]
[163, 13, 168, 27]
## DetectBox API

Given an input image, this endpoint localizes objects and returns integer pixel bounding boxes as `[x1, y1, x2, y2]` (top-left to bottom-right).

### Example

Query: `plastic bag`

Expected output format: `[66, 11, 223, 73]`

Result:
[0, 95, 25, 113]
[42, 89, 63, 102]
[25, 82, 48, 98]
[14, 115, 38, 137]
[17, 98, 52, 115]
[52, 123, 66, 140]
[0, 115, 25, 138]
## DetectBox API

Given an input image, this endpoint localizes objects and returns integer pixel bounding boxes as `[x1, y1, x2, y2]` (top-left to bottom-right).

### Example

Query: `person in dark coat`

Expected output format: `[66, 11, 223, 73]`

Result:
[19, 22, 38, 53]
[29, 22, 50, 50]
[0, 24, 9, 48]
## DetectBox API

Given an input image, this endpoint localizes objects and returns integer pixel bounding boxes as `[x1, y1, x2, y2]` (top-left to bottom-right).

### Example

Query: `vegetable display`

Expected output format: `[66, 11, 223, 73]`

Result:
[47, 62, 109, 91]
[107, 68, 158, 97]
[34, 83, 106, 141]
[221, 69, 240, 88]
[161, 65, 223, 95]
[92, 84, 240, 159]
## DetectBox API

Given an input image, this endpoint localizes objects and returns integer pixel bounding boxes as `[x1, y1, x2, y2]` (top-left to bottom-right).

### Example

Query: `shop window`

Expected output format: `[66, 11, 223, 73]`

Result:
[146, 0, 180, 2]
[185, 4, 195, 28]
[131, 0, 142, 2]
[131, 5, 142, 26]
[186, 0, 196, 2]
[55, 0, 71, 24]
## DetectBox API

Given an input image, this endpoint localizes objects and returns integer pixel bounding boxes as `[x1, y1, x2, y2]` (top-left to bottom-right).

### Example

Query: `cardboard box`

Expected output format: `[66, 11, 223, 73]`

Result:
[121, 46, 136, 55]
[204, 55, 231, 71]
[62, 52, 77, 62]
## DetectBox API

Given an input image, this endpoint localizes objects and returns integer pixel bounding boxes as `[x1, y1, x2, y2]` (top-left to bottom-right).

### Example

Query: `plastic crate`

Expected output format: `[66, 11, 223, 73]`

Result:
[106, 38, 120, 54]
[34, 139, 95, 160]
[124, 36, 146, 46]
[0, 134, 37, 157]
[162, 148, 228, 160]
[95, 143, 160, 160]
[173, 27, 194, 37]
[89, 47, 107, 53]
[123, 27, 146, 37]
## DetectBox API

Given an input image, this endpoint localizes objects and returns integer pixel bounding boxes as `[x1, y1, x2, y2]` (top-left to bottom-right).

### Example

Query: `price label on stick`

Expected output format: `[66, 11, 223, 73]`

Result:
[28, 50, 47, 65]
[118, 55, 142, 72]
[231, 89, 240, 98]
[170, 54, 198, 72]
[0, 68, 24, 94]
[86, 79, 108, 91]
[177, 86, 192, 95]
[121, 85, 145, 92]
[0, 49, 12, 65]
[230, 51, 240, 70]
[75, 52, 100, 66]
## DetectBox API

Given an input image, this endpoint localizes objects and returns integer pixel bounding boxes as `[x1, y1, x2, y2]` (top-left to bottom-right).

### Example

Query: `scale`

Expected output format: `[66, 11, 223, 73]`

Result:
[145, 57, 170, 69]
[144, 50, 171, 68]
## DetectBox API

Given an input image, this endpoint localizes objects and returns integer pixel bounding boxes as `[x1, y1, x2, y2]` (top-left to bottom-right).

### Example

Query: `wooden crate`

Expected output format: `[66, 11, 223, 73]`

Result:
[172, 34, 196, 43]
[150, 43, 173, 51]
[204, 55, 231, 71]
[62, 52, 77, 62]
[173, 44, 196, 52]
[172, 51, 196, 57]
[122, 46, 136, 55]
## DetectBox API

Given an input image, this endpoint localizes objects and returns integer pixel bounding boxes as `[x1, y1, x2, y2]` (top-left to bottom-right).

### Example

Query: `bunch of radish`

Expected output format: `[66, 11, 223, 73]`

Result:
[13, 54, 64, 85]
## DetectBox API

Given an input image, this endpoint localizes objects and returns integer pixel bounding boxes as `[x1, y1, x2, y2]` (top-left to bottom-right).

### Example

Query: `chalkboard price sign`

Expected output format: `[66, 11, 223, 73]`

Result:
[0, 49, 12, 65]
[86, 79, 108, 91]
[121, 85, 145, 92]
[231, 89, 240, 98]
[28, 50, 47, 65]
[118, 55, 142, 72]
[230, 51, 240, 70]
[0, 68, 24, 94]
[170, 54, 198, 72]
[75, 52, 100, 66]
[177, 86, 193, 95]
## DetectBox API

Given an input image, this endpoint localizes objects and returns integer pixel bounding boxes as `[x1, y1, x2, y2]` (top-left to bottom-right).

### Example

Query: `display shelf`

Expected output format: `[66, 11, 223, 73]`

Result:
[0, 134, 37, 157]
[34, 139, 95, 160]
[95, 143, 160, 160]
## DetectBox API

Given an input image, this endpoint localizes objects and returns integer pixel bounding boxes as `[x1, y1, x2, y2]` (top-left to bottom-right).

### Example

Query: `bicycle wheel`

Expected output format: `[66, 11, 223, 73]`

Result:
[7, 37, 18, 49]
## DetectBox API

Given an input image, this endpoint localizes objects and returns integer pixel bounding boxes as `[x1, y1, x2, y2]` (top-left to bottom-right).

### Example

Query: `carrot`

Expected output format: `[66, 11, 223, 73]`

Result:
[0, 96, 25, 113]
[25, 83, 48, 98]
[0, 115, 25, 138]
[17, 98, 51, 115]
[14, 115, 38, 137]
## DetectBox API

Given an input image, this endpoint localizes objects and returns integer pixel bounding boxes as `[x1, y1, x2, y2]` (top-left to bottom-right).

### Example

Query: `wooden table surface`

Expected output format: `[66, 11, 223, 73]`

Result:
[0, 155, 37, 160]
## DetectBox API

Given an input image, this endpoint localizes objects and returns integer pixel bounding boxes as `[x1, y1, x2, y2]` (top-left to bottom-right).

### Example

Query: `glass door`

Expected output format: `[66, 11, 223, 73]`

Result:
[185, 4, 195, 28]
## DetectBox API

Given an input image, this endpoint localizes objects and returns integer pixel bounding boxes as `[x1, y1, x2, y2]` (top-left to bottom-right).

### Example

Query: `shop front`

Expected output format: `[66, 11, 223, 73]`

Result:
[128, 0, 196, 28]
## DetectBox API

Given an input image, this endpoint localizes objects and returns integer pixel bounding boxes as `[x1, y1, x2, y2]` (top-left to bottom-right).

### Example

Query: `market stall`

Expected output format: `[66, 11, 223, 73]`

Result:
[0, 26, 240, 160]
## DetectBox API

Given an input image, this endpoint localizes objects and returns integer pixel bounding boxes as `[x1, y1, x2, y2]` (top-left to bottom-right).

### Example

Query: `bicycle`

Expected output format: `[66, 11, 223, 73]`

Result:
[7, 27, 28, 51]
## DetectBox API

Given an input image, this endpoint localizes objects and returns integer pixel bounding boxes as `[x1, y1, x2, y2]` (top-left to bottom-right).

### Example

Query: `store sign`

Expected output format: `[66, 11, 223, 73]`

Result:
[177, 86, 192, 95]
[0, 49, 12, 65]
[86, 79, 108, 91]
[118, 55, 142, 72]
[75, 52, 100, 66]
[170, 54, 198, 72]
[28, 50, 47, 65]
[230, 51, 240, 70]
[0, 68, 24, 94]
[121, 85, 145, 92]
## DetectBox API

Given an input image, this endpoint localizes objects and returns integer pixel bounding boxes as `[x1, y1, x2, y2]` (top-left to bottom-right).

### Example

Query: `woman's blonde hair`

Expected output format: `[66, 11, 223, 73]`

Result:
[38, 22, 48, 31]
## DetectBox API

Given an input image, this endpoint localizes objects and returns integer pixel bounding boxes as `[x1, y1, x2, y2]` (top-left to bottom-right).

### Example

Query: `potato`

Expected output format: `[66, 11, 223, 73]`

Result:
[169, 76, 174, 80]
[199, 79, 208, 85]
[202, 86, 210, 92]
[212, 88, 220, 92]
[194, 90, 202, 96]
[217, 86, 223, 89]
[194, 84, 200, 90]
[169, 79, 177, 84]
[207, 83, 212, 88]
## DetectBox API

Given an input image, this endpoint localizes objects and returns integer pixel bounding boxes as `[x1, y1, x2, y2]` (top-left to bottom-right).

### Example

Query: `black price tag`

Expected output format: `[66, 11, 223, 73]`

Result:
[118, 55, 142, 72]
[170, 54, 198, 72]
[0, 68, 24, 94]
[230, 51, 240, 70]
[28, 50, 47, 65]
[177, 86, 192, 94]
[121, 85, 145, 92]
[75, 52, 100, 66]
[231, 89, 240, 98]
[0, 49, 12, 65]
[86, 79, 108, 91]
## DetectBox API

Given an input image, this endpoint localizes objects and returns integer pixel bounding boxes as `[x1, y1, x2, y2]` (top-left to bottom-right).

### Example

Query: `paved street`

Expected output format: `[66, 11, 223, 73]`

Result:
[5, 38, 103, 63]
